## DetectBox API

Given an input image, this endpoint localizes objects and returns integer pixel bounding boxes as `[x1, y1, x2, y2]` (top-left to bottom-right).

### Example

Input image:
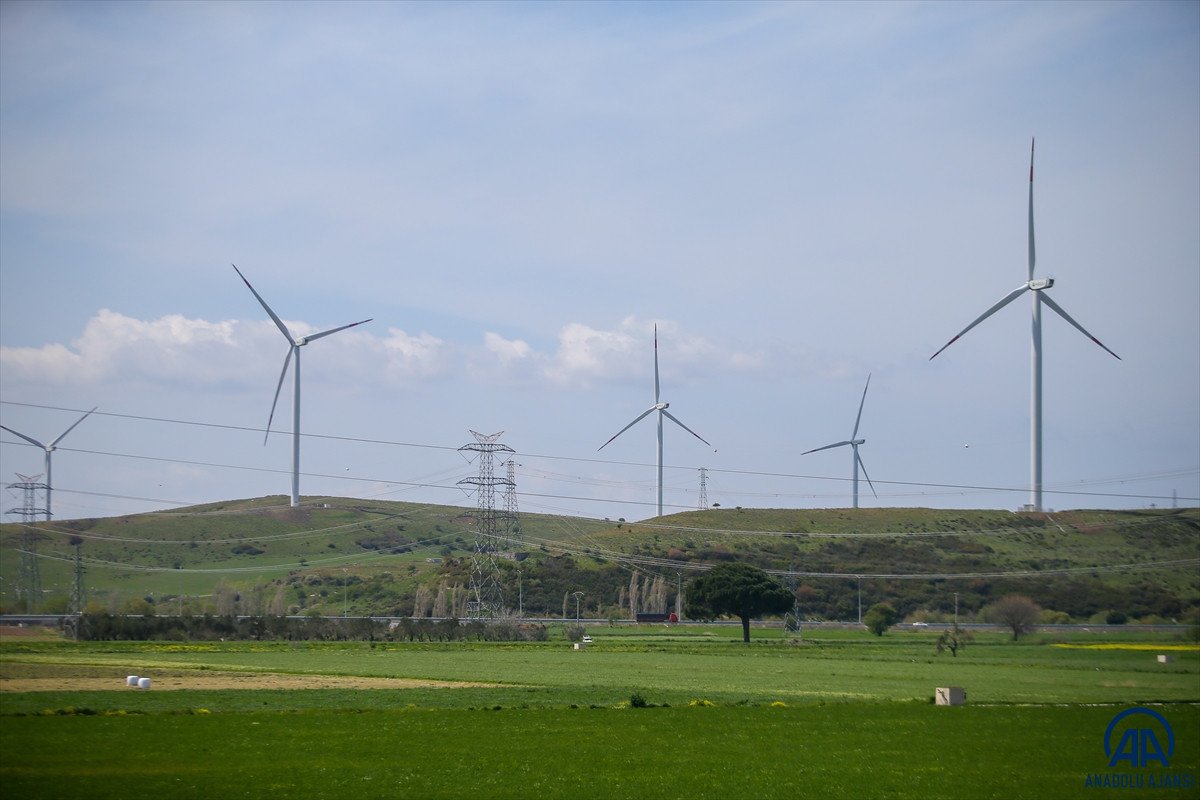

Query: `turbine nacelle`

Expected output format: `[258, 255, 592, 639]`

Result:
[1028, 278, 1054, 291]
[654, 402, 669, 410]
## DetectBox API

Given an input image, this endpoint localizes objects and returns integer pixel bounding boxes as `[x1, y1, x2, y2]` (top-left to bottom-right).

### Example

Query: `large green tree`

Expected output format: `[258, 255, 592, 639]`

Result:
[863, 602, 898, 636]
[685, 563, 793, 643]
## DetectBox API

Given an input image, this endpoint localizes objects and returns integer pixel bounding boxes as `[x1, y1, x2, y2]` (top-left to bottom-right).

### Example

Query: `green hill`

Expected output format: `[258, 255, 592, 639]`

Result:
[2, 499, 1197, 623]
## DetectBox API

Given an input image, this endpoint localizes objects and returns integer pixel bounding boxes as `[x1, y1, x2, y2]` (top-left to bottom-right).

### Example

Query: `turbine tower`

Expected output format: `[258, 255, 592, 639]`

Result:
[803, 375, 876, 509]
[930, 140, 1120, 512]
[1, 407, 96, 521]
[234, 265, 372, 507]
[599, 325, 711, 518]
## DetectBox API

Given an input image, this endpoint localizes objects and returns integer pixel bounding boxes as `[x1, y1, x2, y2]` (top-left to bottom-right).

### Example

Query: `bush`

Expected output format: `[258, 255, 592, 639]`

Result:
[1105, 611, 1127, 625]
[863, 603, 899, 636]
[565, 624, 586, 642]
[629, 693, 648, 708]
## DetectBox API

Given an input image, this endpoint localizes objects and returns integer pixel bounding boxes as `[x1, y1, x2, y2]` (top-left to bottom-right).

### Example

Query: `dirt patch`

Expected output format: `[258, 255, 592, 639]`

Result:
[1, 671, 503, 692]
[0, 625, 62, 641]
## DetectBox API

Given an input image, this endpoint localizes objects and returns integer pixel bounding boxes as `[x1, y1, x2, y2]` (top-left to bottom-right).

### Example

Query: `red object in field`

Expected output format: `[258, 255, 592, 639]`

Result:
[668, 612, 679, 623]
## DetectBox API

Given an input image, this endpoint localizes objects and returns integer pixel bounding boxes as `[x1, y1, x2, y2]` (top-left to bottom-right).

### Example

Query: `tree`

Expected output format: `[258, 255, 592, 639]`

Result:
[986, 594, 1041, 640]
[863, 602, 898, 636]
[685, 563, 793, 643]
[935, 624, 974, 657]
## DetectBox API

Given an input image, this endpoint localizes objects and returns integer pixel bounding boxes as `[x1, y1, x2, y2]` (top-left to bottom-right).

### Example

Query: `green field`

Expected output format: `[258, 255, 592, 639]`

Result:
[2, 626, 1197, 798]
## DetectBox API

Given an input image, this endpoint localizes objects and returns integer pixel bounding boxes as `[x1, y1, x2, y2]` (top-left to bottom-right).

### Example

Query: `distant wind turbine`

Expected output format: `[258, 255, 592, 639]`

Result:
[233, 264, 371, 507]
[1, 407, 97, 521]
[598, 326, 711, 518]
[930, 140, 1120, 512]
[803, 375, 876, 509]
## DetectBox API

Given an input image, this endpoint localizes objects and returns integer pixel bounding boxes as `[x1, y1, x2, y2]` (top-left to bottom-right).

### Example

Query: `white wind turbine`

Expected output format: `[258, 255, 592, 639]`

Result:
[598, 326, 711, 518]
[803, 375, 876, 509]
[234, 265, 372, 507]
[930, 140, 1120, 512]
[1, 407, 97, 521]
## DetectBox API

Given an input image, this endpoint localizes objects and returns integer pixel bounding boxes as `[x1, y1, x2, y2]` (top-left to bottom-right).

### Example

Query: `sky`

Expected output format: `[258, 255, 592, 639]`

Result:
[1, 1, 1197, 523]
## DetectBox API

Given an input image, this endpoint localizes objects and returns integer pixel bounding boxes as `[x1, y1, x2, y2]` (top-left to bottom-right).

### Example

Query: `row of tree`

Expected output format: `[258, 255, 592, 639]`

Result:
[70, 613, 549, 642]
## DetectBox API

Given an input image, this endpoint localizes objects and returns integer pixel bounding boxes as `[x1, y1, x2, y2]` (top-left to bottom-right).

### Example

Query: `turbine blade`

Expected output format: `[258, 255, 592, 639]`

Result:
[1039, 293, 1121, 360]
[233, 264, 295, 344]
[1028, 138, 1036, 281]
[653, 324, 660, 404]
[48, 407, 98, 449]
[265, 347, 294, 444]
[598, 407, 656, 451]
[802, 440, 852, 456]
[662, 409, 712, 447]
[851, 374, 871, 439]
[303, 318, 373, 343]
[856, 449, 878, 499]
[0, 425, 45, 450]
[929, 284, 1030, 360]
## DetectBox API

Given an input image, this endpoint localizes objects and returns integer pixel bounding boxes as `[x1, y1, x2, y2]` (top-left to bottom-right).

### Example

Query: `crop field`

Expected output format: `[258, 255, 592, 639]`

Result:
[2, 625, 1198, 799]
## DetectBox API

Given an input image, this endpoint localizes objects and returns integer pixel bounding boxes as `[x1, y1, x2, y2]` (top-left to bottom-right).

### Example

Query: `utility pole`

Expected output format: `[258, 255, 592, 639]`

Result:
[857, 576, 863, 625]
[697, 468, 708, 510]
[675, 571, 683, 620]
[572, 591, 584, 622]
[458, 431, 514, 619]
[954, 592, 959, 627]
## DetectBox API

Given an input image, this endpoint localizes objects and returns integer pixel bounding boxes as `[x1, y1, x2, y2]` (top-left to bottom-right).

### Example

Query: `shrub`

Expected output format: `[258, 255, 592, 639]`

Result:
[629, 693, 648, 708]
[863, 603, 899, 636]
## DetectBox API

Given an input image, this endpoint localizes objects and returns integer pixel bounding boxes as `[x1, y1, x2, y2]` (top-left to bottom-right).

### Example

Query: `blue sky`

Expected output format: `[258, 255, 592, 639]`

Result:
[2, 1, 1197, 521]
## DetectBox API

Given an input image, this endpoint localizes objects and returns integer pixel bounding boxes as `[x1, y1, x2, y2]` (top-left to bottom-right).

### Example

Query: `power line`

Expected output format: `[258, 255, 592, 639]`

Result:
[3, 400, 1197, 512]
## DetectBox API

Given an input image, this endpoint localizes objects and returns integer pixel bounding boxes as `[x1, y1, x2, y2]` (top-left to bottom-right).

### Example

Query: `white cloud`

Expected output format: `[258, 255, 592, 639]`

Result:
[374, 328, 448, 381]
[483, 331, 532, 363]
[0, 310, 449, 391]
[0, 309, 243, 387]
[542, 316, 764, 389]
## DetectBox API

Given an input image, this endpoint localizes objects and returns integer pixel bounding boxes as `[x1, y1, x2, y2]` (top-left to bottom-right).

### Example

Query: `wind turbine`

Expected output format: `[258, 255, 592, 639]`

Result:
[598, 326, 711, 518]
[233, 264, 372, 507]
[802, 375, 876, 509]
[930, 140, 1120, 512]
[1, 407, 97, 521]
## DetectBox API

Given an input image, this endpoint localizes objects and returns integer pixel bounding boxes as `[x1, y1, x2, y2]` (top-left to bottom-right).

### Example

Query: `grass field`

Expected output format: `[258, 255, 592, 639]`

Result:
[2, 626, 1198, 798]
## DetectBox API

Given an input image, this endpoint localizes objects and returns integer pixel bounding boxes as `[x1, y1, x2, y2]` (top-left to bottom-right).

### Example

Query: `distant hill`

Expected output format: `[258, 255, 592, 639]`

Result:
[2, 498, 1197, 623]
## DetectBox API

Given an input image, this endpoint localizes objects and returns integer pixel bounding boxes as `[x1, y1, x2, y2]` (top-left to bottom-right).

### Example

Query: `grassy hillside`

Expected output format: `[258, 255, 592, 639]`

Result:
[2, 499, 1196, 622]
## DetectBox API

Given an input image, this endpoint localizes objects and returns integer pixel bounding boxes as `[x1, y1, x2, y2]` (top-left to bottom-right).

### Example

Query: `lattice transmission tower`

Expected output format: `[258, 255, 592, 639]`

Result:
[69, 536, 85, 614]
[501, 460, 521, 546]
[457, 431, 514, 618]
[6, 473, 46, 612]
[697, 467, 709, 510]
